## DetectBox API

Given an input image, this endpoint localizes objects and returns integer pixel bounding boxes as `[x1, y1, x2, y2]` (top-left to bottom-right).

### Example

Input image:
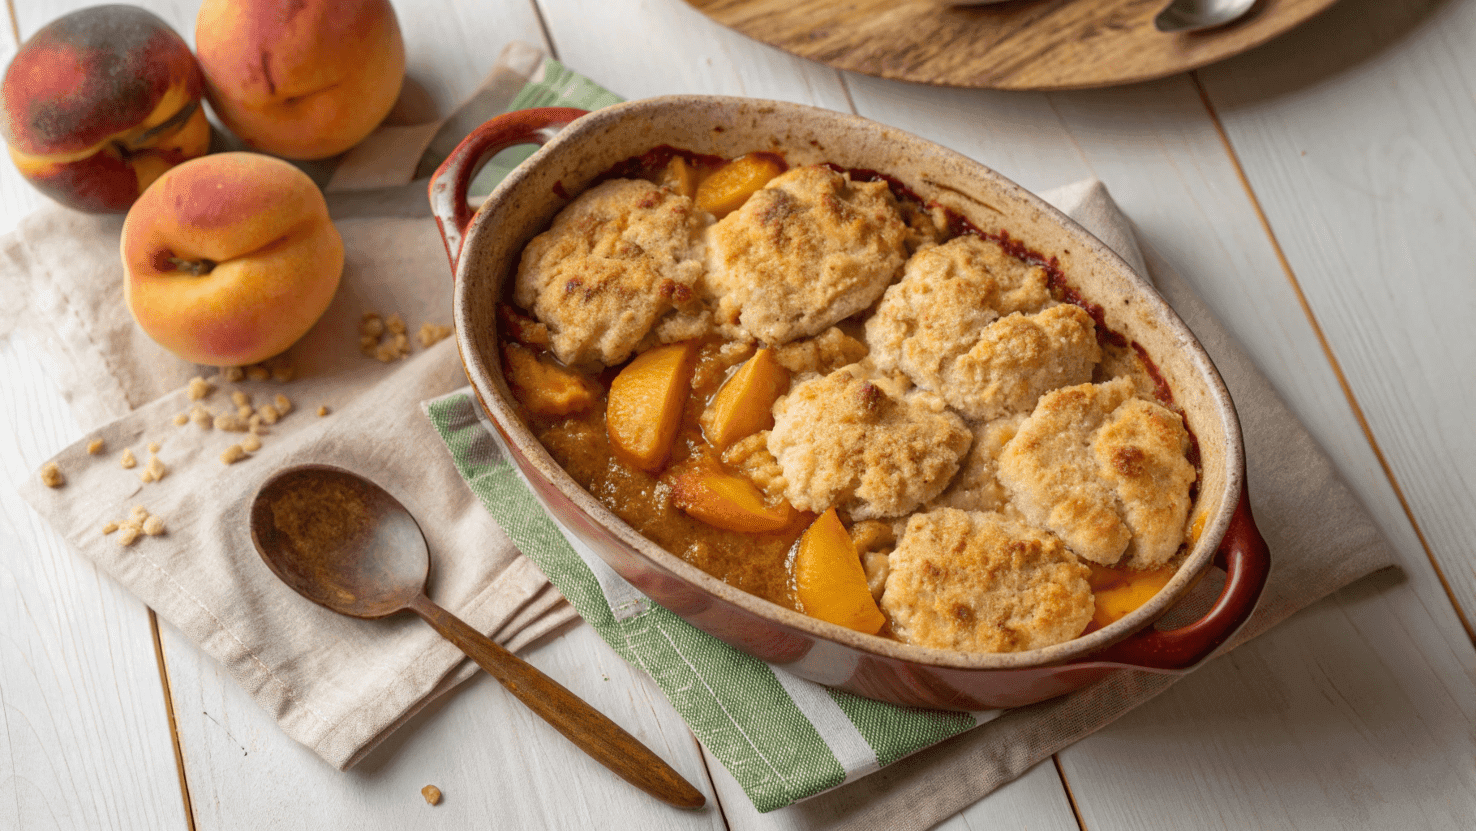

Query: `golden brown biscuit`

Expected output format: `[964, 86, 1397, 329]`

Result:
[943, 305, 1100, 419]
[772, 326, 869, 380]
[866, 235, 1053, 381]
[881, 509, 1093, 653]
[997, 378, 1194, 567]
[705, 166, 909, 345]
[514, 179, 710, 367]
[768, 366, 971, 519]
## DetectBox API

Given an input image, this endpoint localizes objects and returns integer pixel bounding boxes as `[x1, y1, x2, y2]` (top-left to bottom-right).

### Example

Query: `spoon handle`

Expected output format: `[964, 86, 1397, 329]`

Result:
[407, 593, 706, 809]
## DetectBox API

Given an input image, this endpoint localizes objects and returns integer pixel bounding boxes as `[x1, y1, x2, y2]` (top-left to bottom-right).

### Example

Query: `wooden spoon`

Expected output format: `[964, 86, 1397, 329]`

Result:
[249, 464, 705, 809]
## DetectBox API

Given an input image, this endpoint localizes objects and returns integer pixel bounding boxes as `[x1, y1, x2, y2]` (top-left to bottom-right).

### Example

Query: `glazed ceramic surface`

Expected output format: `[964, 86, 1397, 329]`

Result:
[432, 96, 1269, 710]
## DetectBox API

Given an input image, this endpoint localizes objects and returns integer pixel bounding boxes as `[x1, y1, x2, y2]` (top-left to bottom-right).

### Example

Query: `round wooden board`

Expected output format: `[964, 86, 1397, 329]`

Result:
[685, 0, 1341, 90]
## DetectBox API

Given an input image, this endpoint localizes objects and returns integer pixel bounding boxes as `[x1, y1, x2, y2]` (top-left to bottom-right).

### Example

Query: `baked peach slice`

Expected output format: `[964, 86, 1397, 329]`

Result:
[607, 341, 698, 472]
[696, 153, 784, 218]
[670, 464, 796, 533]
[504, 343, 598, 418]
[795, 508, 886, 634]
[701, 347, 789, 448]
[1087, 563, 1177, 629]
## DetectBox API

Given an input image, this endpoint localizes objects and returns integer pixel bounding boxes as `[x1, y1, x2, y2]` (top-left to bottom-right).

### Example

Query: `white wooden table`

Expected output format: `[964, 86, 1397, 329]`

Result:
[3, 1, 1474, 828]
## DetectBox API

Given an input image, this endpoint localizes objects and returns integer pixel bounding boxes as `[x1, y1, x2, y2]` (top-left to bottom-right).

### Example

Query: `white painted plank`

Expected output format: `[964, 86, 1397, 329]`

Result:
[534, 0, 852, 108]
[0, 334, 188, 830]
[1198, 0, 1476, 627]
[1059, 569, 1476, 830]
[163, 617, 722, 829]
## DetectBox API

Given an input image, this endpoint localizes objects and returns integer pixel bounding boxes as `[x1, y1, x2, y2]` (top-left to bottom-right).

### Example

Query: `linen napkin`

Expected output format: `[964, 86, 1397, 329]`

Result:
[420, 69, 1398, 817]
[8, 46, 581, 770]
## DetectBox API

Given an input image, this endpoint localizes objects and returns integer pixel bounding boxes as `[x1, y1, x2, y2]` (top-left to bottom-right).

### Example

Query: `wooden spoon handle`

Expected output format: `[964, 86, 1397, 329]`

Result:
[407, 593, 706, 809]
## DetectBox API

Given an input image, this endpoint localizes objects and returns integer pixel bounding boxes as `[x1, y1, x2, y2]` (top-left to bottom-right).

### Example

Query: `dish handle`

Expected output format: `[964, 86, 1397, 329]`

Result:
[428, 107, 589, 274]
[1089, 480, 1271, 670]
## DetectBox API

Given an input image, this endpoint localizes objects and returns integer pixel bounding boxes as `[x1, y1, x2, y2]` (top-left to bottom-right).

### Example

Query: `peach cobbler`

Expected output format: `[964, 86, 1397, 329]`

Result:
[497, 148, 1198, 654]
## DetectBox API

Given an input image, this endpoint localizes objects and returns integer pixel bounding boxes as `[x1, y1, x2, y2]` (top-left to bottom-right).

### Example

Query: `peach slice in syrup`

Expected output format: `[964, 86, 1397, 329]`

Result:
[606, 341, 698, 472]
[795, 508, 886, 634]
[701, 347, 789, 449]
[670, 465, 796, 533]
[696, 154, 784, 218]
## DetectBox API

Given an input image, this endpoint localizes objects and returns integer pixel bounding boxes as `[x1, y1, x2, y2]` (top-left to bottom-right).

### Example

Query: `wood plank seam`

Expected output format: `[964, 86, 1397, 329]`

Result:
[1187, 71, 1476, 644]
[150, 610, 197, 831]
[527, 0, 560, 61]
[1051, 755, 1088, 831]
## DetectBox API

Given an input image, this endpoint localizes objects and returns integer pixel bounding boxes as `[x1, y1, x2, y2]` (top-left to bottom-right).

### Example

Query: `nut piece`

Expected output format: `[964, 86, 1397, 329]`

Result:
[139, 454, 167, 483]
[421, 785, 441, 806]
[220, 444, 247, 465]
[241, 433, 262, 453]
[86, 438, 105, 455]
[120, 448, 137, 469]
[40, 462, 64, 488]
[187, 376, 212, 400]
[417, 322, 453, 347]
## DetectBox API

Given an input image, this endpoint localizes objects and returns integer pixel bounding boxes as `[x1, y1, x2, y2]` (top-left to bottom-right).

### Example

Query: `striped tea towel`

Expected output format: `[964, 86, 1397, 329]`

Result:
[424, 393, 996, 811]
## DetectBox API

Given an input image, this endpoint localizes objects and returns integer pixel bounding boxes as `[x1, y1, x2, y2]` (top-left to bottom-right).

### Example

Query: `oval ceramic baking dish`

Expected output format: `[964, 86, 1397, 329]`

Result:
[429, 96, 1270, 710]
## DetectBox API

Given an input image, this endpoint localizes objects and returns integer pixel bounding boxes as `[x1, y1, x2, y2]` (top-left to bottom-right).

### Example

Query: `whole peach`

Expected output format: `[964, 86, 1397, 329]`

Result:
[1, 5, 210, 213]
[122, 152, 344, 367]
[195, 0, 406, 160]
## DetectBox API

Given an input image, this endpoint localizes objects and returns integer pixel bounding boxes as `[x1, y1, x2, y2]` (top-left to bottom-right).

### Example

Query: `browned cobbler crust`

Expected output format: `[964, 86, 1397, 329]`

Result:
[501, 148, 1200, 653]
[882, 508, 1094, 652]
[514, 179, 710, 367]
[705, 165, 909, 346]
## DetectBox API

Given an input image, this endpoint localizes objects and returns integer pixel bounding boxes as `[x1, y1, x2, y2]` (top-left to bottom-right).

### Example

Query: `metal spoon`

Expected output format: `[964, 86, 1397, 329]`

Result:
[249, 464, 705, 809]
[1154, 0, 1258, 33]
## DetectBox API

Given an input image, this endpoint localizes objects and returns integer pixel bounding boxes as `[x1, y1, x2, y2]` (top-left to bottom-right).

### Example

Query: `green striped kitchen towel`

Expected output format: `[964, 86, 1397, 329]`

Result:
[422, 55, 995, 812]
[424, 391, 995, 811]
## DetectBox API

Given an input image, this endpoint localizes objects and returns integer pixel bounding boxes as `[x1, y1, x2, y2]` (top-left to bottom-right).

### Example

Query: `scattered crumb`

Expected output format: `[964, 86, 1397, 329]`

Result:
[361, 312, 384, 338]
[360, 335, 380, 356]
[187, 376, 212, 400]
[231, 391, 250, 407]
[223, 366, 245, 383]
[147, 441, 160, 454]
[316, 405, 330, 417]
[385, 313, 407, 336]
[257, 403, 280, 425]
[190, 405, 212, 428]
[139, 455, 167, 484]
[117, 525, 141, 546]
[40, 462, 64, 488]
[236, 404, 253, 419]
[271, 363, 294, 383]
[131, 505, 149, 518]
[102, 521, 118, 535]
[86, 438, 105, 455]
[214, 413, 247, 432]
[120, 448, 137, 469]
[421, 785, 441, 806]
[246, 365, 270, 382]
[242, 433, 262, 453]
[173, 413, 188, 426]
[142, 515, 165, 536]
[220, 444, 246, 465]
[273, 393, 293, 416]
[248, 414, 262, 431]
[417, 322, 453, 347]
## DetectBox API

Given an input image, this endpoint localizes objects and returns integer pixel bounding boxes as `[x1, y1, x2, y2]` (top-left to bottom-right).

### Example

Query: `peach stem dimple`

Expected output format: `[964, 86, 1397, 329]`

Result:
[166, 254, 217, 276]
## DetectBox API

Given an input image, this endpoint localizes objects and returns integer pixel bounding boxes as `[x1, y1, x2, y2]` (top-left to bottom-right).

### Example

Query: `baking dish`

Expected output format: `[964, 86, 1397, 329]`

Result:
[429, 96, 1270, 710]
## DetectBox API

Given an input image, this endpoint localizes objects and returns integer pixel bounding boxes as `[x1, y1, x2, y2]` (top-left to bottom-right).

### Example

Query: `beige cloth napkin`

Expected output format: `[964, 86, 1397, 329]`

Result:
[6, 54, 576, 769]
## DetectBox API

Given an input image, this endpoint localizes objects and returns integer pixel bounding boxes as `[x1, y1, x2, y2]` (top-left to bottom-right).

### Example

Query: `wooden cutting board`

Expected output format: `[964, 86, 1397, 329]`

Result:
[685, 0, 1340, 90]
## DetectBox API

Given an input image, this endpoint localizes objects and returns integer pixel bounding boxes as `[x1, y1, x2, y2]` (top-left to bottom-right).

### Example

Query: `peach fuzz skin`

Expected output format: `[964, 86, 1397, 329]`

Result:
[0, 6, 208, 212]
[195, 0, 405, 160]
[122, 152, 344, 367]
